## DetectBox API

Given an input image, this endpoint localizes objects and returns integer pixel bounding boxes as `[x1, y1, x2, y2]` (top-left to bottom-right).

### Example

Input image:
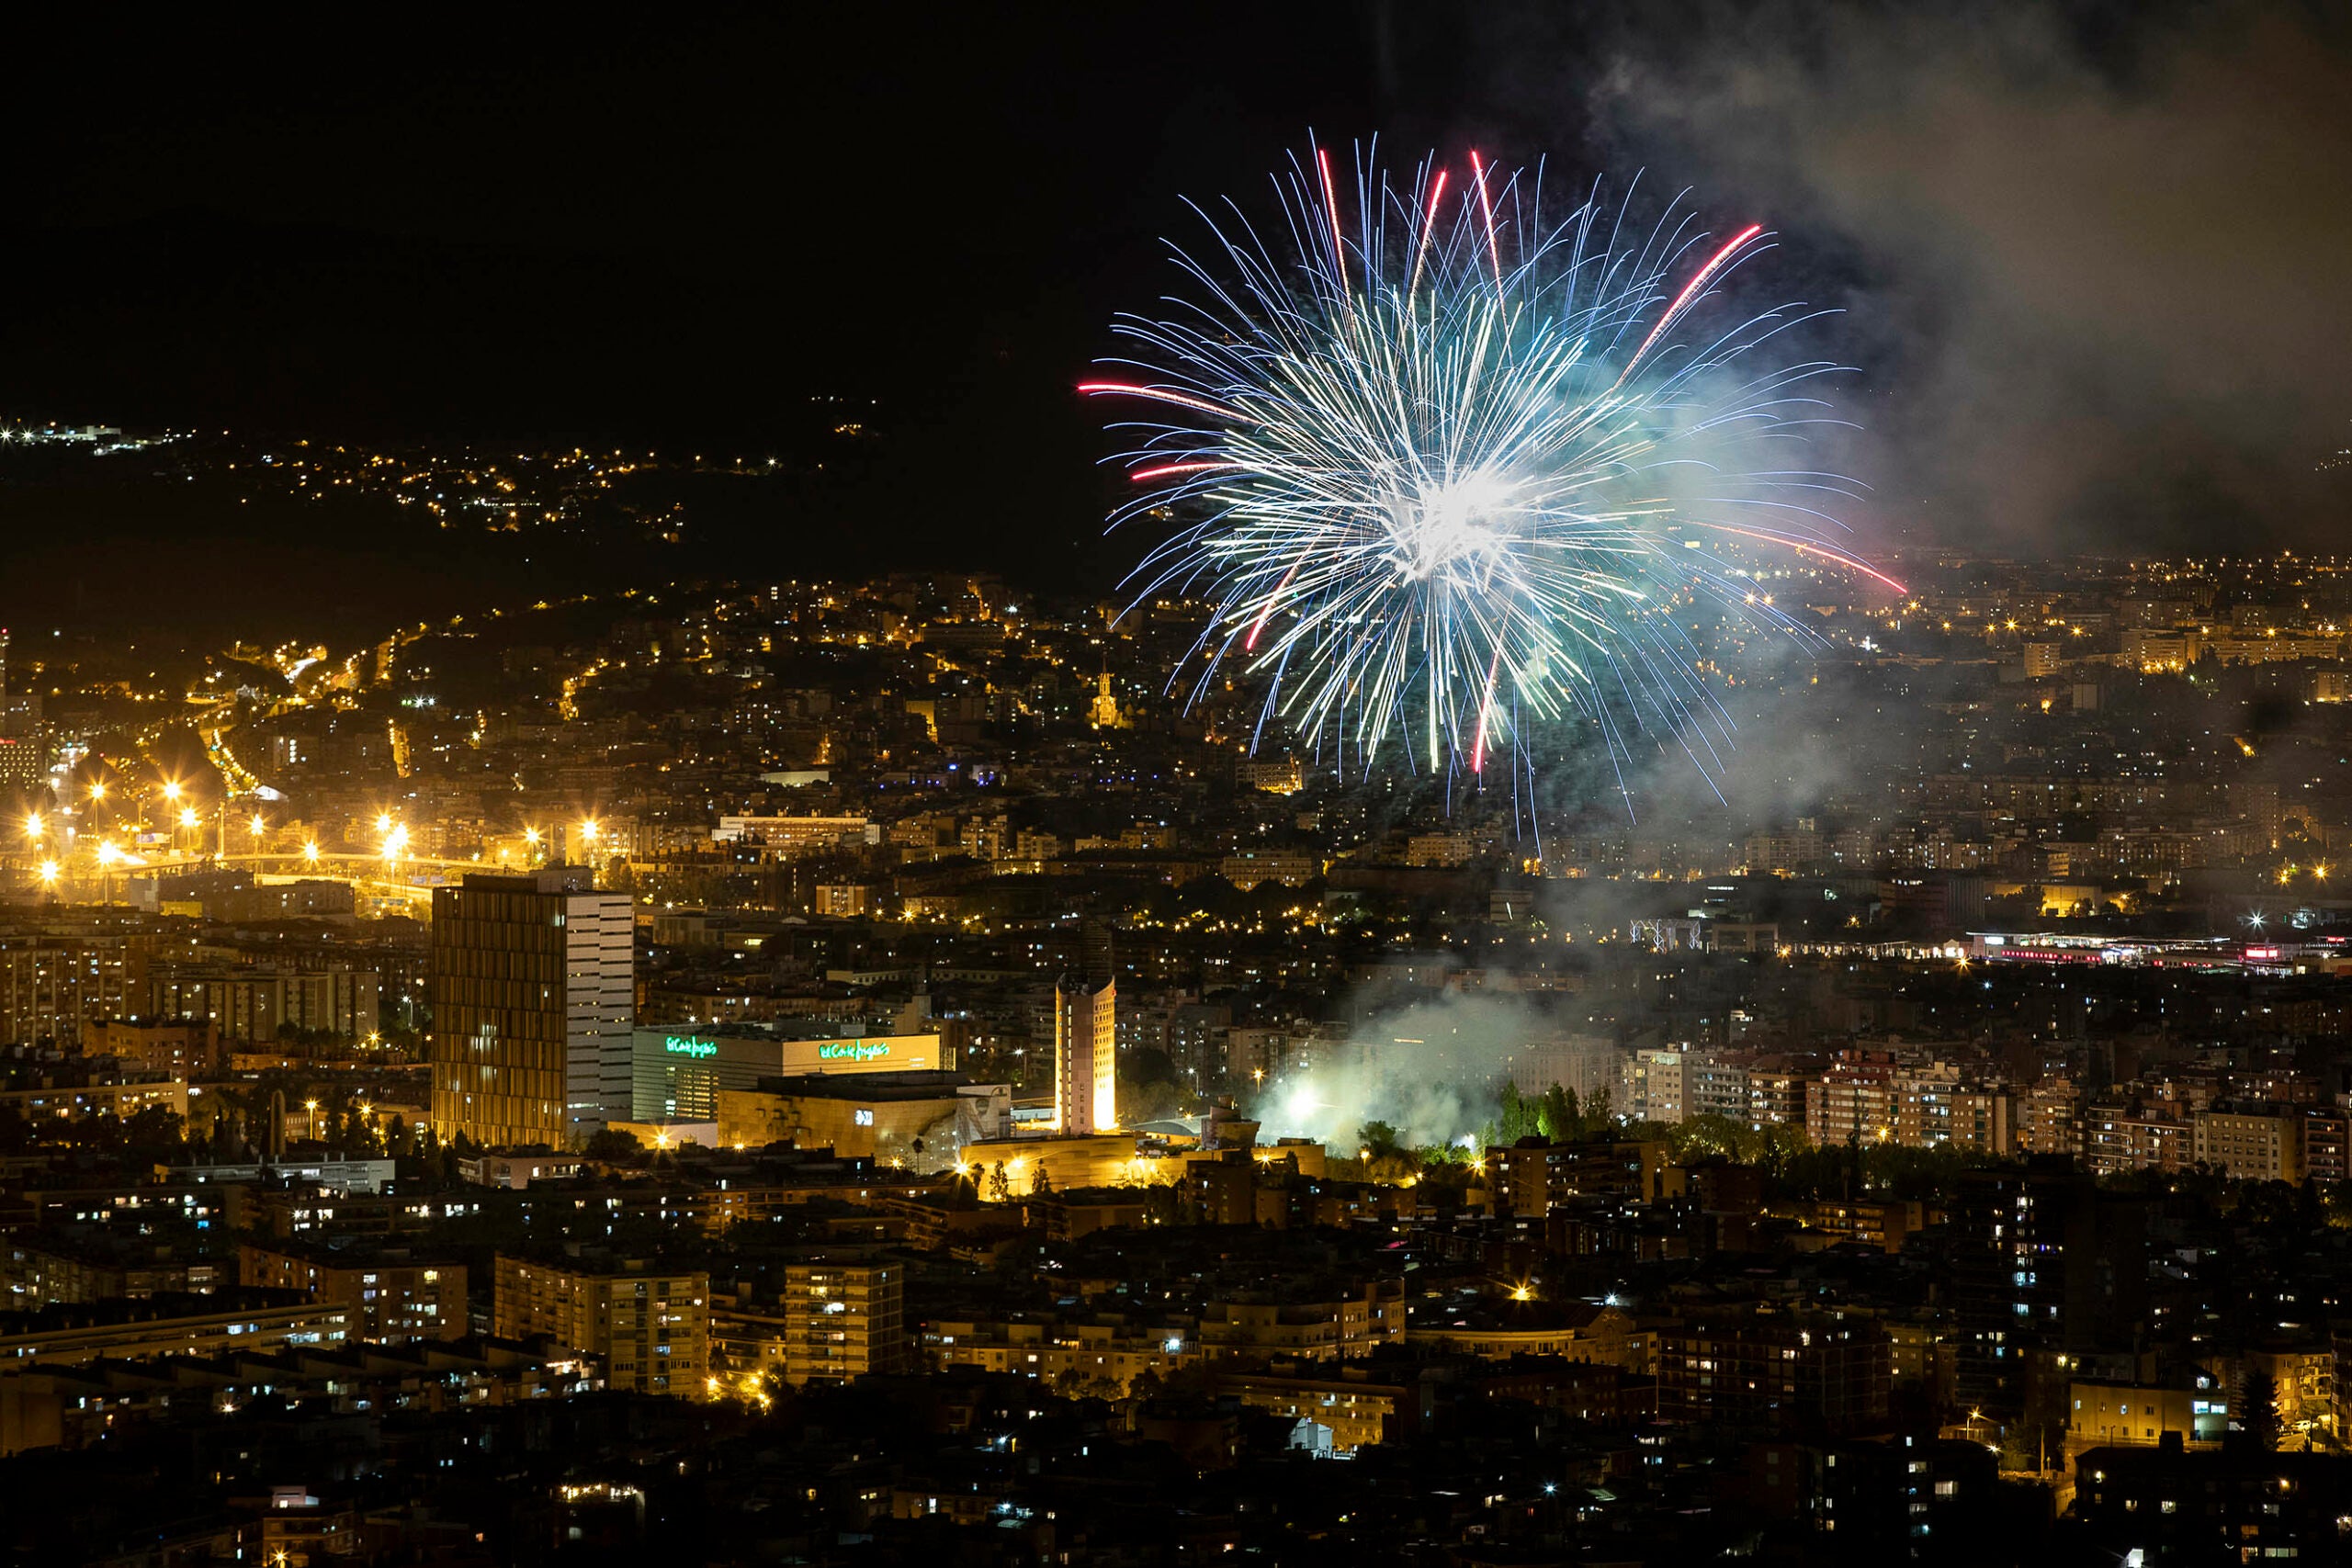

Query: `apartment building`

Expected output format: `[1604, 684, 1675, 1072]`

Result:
[492, 1253, 707, 1397]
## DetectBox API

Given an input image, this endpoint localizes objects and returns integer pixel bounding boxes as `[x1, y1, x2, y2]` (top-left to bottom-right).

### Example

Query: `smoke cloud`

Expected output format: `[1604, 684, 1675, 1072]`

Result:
[1530, 1, 2352, 553]
[1261, 989, 1608, 1151]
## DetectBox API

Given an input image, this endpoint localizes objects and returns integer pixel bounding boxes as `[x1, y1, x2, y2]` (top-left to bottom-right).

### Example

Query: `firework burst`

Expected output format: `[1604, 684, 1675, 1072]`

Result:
[1085, 141, 1898, 806]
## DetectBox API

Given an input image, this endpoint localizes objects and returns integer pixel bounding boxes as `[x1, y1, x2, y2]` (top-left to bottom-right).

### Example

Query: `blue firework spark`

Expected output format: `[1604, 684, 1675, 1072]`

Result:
[1085, 141, 1899, 801]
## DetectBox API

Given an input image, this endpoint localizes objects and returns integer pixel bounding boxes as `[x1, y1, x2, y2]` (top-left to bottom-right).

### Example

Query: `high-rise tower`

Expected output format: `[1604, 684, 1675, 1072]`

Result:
[1054, 920, 1117, 1135]
[430, 866, 633, 1147]
[1054, 975, 1117, 1135]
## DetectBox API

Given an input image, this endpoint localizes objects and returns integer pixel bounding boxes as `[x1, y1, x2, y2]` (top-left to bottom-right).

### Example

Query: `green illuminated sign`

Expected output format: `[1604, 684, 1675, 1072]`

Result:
[818, 1042, 890, 1062]
[663, 1037, 718, 1059]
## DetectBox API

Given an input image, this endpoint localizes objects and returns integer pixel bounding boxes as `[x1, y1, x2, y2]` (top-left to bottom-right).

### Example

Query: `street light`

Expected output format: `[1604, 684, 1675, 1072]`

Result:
[88, 780, 106, 803]
[250, 814, 266, 839]
[24, 813, 41, 843]
[177, 807, 199, 831]
[36, 860, 58, 888]
[162, 781, 180, 803]
[95, 840, 120, 908]
[580, 819, 600, 847]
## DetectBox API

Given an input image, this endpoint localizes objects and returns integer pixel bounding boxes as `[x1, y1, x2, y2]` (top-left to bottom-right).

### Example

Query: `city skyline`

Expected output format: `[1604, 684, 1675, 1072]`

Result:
[5, 7, 2352, 1565]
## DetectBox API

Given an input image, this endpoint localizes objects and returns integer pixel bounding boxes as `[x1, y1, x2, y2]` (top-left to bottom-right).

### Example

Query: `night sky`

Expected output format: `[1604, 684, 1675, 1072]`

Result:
[0, 12, 1474, 446]
[1, 4, 2346, 575]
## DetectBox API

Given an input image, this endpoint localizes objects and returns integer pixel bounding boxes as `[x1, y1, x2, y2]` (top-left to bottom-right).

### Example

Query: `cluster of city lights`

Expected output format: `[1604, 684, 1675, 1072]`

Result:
[16, 766, 609, 904]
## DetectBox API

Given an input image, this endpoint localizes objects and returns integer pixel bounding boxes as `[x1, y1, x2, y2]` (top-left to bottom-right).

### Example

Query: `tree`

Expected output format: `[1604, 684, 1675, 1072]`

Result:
[1491, 1081, 1543, 1145]
[2239, 1371, 2281, 1452]
[1120, 1078, 1180, 1127]
[1137, 1181, 1182, 1227]
[1537, 1084, 1577, 1142]
[1359, 1121, 1404, 1160]
[1997, 1422, 2052, 1474]
[336, 1105, 382, 1156]
[112, 1106, 189, 1166]
[584, 1127, 646, 1162]
[2234, 1180, 2302, 1231]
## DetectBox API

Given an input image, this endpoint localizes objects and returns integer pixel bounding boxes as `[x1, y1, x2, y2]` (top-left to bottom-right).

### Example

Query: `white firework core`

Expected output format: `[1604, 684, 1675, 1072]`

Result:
[1087, 142, 1896, 795]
